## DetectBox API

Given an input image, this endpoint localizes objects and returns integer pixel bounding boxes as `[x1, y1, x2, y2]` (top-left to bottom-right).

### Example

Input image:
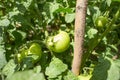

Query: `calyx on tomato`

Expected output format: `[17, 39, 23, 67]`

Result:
[95, 16, 108, 28]
[46, 31, 70, 53]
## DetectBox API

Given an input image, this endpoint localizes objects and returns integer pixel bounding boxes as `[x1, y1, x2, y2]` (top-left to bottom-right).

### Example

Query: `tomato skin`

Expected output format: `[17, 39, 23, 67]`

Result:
[16, 50, 28, 63]
[28, 43, 42, 62]
[95, 16, 107, 28]
[16, 43, 42, 63]
[47, 31, 70, 53]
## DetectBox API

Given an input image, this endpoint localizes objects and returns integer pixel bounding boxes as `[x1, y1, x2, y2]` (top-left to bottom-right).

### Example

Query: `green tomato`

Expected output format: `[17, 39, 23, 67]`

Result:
[16, 50, 28, 63]
[47, 31, 70, 53]
[27, 43, 42, 62]
[95, 16, 107, 28]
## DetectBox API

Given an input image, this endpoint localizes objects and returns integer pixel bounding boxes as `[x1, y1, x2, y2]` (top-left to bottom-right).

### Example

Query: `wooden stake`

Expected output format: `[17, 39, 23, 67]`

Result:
[72, 0, 88, 75]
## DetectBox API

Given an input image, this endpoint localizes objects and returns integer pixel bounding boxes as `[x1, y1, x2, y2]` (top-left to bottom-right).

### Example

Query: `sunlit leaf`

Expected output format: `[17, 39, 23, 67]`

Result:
[0, 18, 10, 27]
[87, 28, 98, 39]
[45, 57, 68, 78]
[90, 58, 120, 80]
[65, 13, 75, 23]
[6, 70, 45, 80]
[2, 60, 16, 77]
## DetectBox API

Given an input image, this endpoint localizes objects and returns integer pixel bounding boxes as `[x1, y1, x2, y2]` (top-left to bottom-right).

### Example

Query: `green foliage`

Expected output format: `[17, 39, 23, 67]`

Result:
[0, 0, 120, 80]
[0, 28, 7, 70]
[2, 60, 16, 78]
[45, 57, 67, 78]
[91, 57, 120, 80]
[6, 69, 45, 80]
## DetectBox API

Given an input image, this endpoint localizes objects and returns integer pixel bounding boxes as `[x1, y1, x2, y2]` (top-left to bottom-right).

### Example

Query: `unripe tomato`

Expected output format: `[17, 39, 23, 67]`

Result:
[95, 16, 107, 28]
[27, 43, 42, 62]
[16, 43, 42, 63]
[47, 31, 70, 53]
[16, 50, 28, 63]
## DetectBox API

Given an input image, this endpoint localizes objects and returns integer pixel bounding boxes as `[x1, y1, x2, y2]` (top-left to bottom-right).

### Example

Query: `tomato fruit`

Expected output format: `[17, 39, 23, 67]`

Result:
[16, 43, 42, 63]
[95, 16, 107, 28]
[16, 50, 28, 63]
[27, 43, 42, 62]
[46, 31, 70, 53]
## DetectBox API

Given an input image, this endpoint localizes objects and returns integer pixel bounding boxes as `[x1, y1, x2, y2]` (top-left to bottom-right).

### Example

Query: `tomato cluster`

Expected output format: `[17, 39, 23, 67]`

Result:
[17, 31, 70, 63]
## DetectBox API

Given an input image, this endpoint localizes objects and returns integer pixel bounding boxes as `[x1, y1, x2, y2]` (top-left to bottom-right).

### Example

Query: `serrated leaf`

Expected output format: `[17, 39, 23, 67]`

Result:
[6, 70, 45, 80]
[2, 59, 16, 77]
[65, 13, 75, 23]
[87, 28, 98, 39]
[90, 58, 120, 80]
[45, 57, 68, 78]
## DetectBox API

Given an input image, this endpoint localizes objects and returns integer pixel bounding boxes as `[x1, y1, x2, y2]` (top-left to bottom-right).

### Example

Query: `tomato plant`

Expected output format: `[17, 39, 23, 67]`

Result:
[0, 0, 120, 80]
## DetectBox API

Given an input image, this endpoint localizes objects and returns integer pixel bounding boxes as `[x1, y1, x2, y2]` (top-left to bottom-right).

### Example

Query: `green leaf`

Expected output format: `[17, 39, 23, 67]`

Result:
[92, 7, 101, 23]
[90, 58, 120, 80]
[107, 59, 120, 80]
[10, 30, 26, 43]
[22, 0, 33, 10]
[43, 2, 60, 22]
[48, 75, 62, 80]
[0, 18, 10, 27]
[45, 57, 68, 78]
[90, 58, 110, 80]
[63, 70, 78, 80]
[8, 9, 20, 18]
[2, 59, 16, 77]
[87, 28, 98, 39]
[6, 70, 45, 80]
[106, 0, 111, 6]
[0, 31, 7, 69]
[0, 46, 6, 69]
[65, 13, 75, 23]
